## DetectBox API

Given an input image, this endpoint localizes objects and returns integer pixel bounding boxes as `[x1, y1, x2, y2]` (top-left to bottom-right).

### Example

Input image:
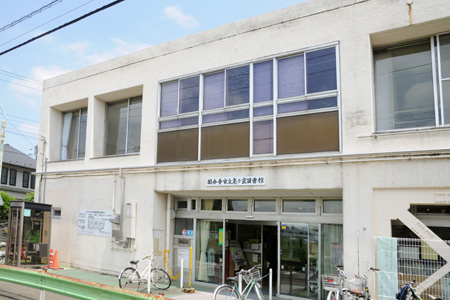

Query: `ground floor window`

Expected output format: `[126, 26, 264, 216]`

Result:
[196, 220, 223, 283]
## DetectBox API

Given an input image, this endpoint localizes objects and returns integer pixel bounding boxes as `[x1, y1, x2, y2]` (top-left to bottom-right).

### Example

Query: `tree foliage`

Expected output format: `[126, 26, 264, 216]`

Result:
[0, 191, 34, 222]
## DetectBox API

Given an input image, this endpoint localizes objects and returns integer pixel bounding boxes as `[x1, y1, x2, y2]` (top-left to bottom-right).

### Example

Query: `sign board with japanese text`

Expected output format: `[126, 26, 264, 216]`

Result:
[78, 210, 113, 237]
[206, 176, 266, 187]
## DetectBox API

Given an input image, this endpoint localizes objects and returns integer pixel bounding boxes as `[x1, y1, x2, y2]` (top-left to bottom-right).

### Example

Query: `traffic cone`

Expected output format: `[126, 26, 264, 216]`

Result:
[49, 249, 54, 268]
[50, 250, 62, 270]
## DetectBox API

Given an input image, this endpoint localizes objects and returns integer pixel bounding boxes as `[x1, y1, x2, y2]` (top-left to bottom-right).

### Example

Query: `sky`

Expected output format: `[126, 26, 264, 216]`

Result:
[0, 0, 307, 157]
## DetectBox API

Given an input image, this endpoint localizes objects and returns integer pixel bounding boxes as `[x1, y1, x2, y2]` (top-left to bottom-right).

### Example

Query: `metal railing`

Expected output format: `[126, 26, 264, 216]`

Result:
[0, 264, 162, 300]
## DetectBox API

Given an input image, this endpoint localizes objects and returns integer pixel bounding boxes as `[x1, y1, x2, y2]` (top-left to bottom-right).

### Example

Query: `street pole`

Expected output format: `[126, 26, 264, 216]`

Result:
[0, 104, 5, 206]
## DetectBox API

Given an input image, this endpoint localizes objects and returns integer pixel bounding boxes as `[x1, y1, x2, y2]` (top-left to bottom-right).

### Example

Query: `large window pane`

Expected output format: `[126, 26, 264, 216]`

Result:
[127, 97, 142, 153]
[278, 54, 305, 99]
[196, 220, 223, 283]
[66, 110, 79, 159]
[306, 47, 337, 93]
[439, 33, 450, 79]
[204, 72, 225, 110]
[277, 112, 339, 155]
[254, 199, 276, 212]
[106, 101, 128, 155]
[160, 81, 178, 117]
[78, 108, 87, 158]
[253, 120, 273, 155]
[201, 122, 250, 160]
[61, 108, 87, 160]
[375, 41, 435, 130]
[202, 109, 249, 124]
[254, 61, 273, 103]
[283, 200, 316, 213]
[201, 199, 222, 211]
[1, 167, 8, 184]
[443, 81, 450, 125]
[180, 77, 199, 113]
[22, 172, 30, 188]
[323, 200, 343, 214]
[157, 128, 198, 163]
[9, 169, 16, 186]
[106, 98, 142, 155]
[226, 66, 249, 106]
[228, 199, 248, 212]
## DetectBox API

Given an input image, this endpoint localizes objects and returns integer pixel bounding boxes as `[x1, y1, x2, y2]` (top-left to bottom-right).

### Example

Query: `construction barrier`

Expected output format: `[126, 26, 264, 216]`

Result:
[164, 247, 195, 293]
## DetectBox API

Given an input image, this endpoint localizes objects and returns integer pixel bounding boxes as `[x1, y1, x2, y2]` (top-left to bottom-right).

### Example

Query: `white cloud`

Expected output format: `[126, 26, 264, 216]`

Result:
[60, 41, 89, 55]
[18, 122, 40, 135]
[31, 65, 72, 81]
[164, 5, 199, 29]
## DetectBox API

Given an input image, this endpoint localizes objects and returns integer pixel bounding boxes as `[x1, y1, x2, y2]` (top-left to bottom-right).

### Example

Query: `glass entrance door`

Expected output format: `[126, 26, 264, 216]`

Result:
[195, 220, 223, 284]
[280, 223, 319, 299]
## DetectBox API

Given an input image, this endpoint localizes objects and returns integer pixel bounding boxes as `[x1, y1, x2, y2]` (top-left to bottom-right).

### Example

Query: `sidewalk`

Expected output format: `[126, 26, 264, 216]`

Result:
[46, 266, 216, 300]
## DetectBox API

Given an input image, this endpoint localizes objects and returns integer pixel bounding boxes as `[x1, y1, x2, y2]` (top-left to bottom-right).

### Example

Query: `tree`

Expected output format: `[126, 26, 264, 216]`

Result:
[0, 191, 16, 222]
[23, 192, 34, 202]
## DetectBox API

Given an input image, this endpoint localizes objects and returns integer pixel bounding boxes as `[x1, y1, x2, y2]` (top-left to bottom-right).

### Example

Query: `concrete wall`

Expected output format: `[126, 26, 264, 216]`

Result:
[36, 0, 450, 278]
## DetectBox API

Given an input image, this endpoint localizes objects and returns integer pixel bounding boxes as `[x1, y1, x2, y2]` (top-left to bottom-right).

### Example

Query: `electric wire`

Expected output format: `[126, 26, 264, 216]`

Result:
[0, 0, 126, 56]
[0, 0, 95, 48]
[0, 70, 42, 85]
[4, 117, 37, 148]
[0, 78, 42, 92]
[0, 0, 64, 33]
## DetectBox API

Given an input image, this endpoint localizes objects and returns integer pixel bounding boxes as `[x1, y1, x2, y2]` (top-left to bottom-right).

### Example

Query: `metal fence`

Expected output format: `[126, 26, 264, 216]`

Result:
[376, 237, 450, 300]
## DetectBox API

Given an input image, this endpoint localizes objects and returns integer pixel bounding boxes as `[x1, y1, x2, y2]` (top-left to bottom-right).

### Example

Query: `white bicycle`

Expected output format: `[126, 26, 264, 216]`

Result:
[118, 255, 171, 292]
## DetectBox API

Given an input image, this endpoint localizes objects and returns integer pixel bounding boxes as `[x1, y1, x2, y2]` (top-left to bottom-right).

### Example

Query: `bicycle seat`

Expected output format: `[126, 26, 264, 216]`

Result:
[130, 260, 139, 265]
[350, 289, 363, 296]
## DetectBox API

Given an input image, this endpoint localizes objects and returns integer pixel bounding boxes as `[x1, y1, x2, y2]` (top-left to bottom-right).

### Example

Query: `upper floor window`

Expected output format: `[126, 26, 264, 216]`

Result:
[1, 167, 7, 184]
[374, 33, 450, 131]
[23, 172, 30, 188]
[106, 96, 142, 155]
[30, 174, 35, 189]
[61, 108, 87, 160]
[158, 44, 339, 163]
[9, 169, 17, 186]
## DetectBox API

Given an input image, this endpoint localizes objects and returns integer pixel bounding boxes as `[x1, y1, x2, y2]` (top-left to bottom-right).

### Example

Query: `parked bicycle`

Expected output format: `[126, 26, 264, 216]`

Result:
[118, 255, 171, 292]
[213, 265, 264, 300]
[396, 279, 422, 300]
[322, 266, 378, 300]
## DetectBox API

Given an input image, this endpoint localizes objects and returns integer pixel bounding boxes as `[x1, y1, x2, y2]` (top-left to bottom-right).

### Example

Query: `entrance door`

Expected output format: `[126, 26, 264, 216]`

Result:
[280, 223, 319, 299]
[224, 221, 278, 291]
[195, 220, 223, 284]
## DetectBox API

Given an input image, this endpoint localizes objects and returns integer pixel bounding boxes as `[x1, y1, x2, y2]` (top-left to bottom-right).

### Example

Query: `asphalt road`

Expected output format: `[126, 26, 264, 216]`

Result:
[0, 281, 75, 300]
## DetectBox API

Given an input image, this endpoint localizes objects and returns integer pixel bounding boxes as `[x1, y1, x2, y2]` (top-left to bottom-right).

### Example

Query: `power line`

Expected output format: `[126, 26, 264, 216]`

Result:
[0, 0, 64, 33]
[0, 70, 42, 84]
[0, 78, 42, 92]
[0, 0, 126, 57]
[0, 0, 95, 48]
[6, 114, 40, 124]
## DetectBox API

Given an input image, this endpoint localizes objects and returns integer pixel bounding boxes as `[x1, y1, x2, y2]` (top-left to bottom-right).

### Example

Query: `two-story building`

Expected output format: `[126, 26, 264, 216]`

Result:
[1, 144, 36, 201]
[37, 0, 450, 299]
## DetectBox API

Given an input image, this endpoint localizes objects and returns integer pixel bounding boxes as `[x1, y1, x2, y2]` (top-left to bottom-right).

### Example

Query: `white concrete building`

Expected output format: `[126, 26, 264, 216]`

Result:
[37, 0, 450, 298]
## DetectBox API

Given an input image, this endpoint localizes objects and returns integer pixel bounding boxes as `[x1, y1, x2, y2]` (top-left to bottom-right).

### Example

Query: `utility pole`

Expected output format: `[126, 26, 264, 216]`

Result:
[0, 104, 5, 206]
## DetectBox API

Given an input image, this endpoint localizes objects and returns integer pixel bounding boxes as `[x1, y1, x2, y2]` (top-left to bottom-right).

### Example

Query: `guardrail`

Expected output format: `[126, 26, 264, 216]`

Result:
[0, 264, 162, 300]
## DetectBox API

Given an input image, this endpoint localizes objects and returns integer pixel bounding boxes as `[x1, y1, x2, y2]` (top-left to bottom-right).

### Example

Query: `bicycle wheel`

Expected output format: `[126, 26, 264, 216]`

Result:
[150, 268, 171, 290]
[118, 267, 141, 291]
[213, 284, 239, 300]
[327, 290, 338, 300]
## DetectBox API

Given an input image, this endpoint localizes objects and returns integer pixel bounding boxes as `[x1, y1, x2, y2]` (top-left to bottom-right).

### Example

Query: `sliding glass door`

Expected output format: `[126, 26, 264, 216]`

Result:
[195, 220, 223, 284]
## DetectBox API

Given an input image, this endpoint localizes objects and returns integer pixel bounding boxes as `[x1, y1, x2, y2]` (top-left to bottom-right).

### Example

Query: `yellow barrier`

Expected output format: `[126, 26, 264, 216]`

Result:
[164, 247, 193, 285]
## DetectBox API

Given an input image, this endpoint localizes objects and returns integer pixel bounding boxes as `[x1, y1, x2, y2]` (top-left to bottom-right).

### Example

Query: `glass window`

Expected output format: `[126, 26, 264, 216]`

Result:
[306, 47, 337, 93]
[201, 199, 222, 211]
[30, 174, 35, 189]
[22, 172, 30, 188]
[196, 220, 223, 283]
[1, 167, 7, 184]
[160, 81, 178, 117]
[278, 54, 305, 99]
[201, 122, 250, 160]
[277, 112, 339, 155]
[283, 199, 316, 213]
[440, 34, 450, 124]
[253, 120, 273, 155]
[9, 169, 17, 186]
[226, 65, 249, 106]
[227, 199, 248, 212]
[254, 60, 273, 103]
[61, 108, 87, 160]
[254, 199, 276, 212]
[323, 199, 343, 214]
[374, 41, 435, 131]
[106, 97, 142, 155]
[180, 77, 199, 113]
[175, 218, 193, 235]
[177, 200, 188, 210]
[204, 72, 225, 110]
[157, 128, 198, 163]
[52, 208, 62, 218]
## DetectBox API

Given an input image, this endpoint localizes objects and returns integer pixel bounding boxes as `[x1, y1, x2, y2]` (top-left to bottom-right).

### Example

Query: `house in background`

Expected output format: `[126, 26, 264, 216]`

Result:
[1, 144, 36, 200]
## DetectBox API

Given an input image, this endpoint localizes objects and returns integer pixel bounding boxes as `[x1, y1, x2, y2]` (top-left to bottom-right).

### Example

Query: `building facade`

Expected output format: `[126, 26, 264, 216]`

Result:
[1, 144, 36, 201]
[37, 0, 450, 299]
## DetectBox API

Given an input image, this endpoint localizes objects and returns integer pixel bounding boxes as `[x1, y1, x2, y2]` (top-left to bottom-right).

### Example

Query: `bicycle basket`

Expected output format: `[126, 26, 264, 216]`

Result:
[322, 275, 339, 291]
[243, 268, 262, 284]
[346, 277, 365, 294]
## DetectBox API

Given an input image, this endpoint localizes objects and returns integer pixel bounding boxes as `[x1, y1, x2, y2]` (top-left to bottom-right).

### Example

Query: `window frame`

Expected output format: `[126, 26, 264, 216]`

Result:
[281, 199, 318, 215]
[374, 33, 450, 133]
[9, 169, 17, 186]
[1, 167, 7, 185]
[105, 96, 142, 156]
[22, 171, 30, 188]
[157, 43, 340, 163]
[61, 107, 88, 160]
